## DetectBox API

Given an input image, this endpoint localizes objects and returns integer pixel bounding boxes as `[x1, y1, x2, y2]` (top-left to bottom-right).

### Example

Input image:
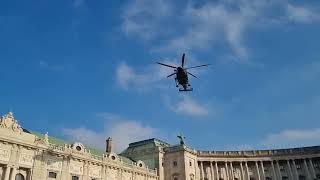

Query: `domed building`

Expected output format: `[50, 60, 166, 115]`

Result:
[0, 112, 319, 180]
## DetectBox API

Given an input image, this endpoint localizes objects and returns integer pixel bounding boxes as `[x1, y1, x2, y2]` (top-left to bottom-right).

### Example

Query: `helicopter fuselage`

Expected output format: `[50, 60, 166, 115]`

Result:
[176, 67, 189, 90]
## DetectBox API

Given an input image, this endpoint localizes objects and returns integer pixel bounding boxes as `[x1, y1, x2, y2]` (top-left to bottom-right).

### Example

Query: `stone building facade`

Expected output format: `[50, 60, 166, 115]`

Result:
[0, 112, 320, 180]
[0, 112, 158, 180]
[121, 138, 320, 180]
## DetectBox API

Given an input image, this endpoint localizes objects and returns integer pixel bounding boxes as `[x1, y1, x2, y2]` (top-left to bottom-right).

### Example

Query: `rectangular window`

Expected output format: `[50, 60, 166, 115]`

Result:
[48, 172, 57, 178]
[72, 176, 79, 180]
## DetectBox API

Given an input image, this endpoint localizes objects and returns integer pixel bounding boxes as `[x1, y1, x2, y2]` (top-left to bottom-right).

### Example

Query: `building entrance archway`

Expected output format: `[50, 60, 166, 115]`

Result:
[15, 173, 25, 180]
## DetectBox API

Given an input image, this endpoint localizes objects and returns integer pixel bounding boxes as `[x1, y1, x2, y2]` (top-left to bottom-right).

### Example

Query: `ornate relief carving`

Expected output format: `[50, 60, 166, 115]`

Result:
[47, 158, 62, 171]
[34, 132, 49, 145]
[89, 165, 101, 178]
[0, 112, 23, 134]
[70, 161, 83, 175]
[0, 148, 10, 162]
[19, 153, 34, 166]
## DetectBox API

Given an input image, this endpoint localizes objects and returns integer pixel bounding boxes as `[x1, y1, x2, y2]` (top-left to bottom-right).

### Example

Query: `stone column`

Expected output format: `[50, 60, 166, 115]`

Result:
[210, 162, 215, 180]
[308, 158, 316, 179]
[286, 160, 293, 180]
[83, 161, 89, 180]
[200, 161, 204, 179]
[303, 159, 311, 180]
[260, 161, 265, 180]
[225, 162, 229, 180]
[245, 162, 250, 180]
[271, 161, 276, 180]
[101, 165, 105, 180]
[276, 161, 282, 179]
[27, 168, 33, 180]
[255, 161, 261, 180]
[240, 162, 245, 180]
[10, 167, 17, 180]
[292, 160, 299, 180]
[230, 162, 234, 180]
[215, 161, 219, 180]
[4, 166, 10, 180]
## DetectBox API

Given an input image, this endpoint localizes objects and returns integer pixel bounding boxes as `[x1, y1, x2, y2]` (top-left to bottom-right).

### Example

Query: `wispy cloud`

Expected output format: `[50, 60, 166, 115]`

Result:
[121, 0, 320, 63]
[63, 113, 159, 153]
[164, 95, 209, 117]
[287, 4, 319, 23]
[115, 61, 170, 90]
[262, 128, 320, 149]
[122, 0, 172, 40]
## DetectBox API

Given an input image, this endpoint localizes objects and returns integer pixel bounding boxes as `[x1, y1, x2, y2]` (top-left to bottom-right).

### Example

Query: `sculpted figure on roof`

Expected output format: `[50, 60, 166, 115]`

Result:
[0, 112, 23, 133]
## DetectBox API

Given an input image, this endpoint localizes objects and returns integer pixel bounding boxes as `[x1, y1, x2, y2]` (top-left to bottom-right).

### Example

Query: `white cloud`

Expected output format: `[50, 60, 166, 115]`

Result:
[115, 61, 170, 90]
[63, 113, 159, 153]
[122, 0, 172, 40]
[287, 4, 319, 23]
[165, 95, 209, 117]
[121, 0, 320, 63]
[262, 128, 320, 149]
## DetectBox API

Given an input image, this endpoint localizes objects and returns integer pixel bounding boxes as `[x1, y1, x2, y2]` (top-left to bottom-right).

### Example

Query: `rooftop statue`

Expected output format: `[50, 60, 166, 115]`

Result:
[0, 112, 23, 133]
[177, 133, 185, 145]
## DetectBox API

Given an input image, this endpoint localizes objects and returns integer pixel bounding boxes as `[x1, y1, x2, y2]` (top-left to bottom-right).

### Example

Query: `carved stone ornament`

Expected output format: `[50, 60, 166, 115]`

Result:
[0, 112, 23, 134]
[34, 132, 50, 145]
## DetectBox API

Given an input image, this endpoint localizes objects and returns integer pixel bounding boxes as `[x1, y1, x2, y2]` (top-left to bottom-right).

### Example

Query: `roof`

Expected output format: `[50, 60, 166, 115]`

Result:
[31, 131, 134, 163]
[31, 131, 105, 156]
[128, 138, 170, 148]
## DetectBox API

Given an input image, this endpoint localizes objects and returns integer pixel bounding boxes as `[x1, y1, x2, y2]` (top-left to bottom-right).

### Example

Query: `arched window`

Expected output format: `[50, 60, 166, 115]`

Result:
[15, 173, 25, 180]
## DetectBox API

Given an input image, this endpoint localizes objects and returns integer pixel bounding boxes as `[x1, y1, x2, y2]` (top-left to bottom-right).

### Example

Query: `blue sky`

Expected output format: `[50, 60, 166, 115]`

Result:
[1, 0, 320, 152]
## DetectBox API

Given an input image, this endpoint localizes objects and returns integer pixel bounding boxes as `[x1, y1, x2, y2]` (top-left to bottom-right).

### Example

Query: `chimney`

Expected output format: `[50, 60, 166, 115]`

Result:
[106, 137, 112, 153]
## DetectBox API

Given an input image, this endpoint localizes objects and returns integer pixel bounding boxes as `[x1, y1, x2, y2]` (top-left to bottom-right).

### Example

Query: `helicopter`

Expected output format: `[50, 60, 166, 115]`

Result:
[157, 53, 210, 91]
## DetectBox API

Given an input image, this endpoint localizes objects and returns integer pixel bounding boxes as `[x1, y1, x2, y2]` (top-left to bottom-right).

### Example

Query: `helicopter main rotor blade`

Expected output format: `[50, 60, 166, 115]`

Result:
[181, 53, 185, 68]
[157, 62, 177, 69]
[185, 64, 210, 70]
[167, 72, 176, 78]
[187, 72, 198, 78]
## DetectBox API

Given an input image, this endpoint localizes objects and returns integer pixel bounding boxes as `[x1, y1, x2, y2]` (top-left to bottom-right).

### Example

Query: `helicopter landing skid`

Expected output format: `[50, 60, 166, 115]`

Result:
[179, 88, 193, 92]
